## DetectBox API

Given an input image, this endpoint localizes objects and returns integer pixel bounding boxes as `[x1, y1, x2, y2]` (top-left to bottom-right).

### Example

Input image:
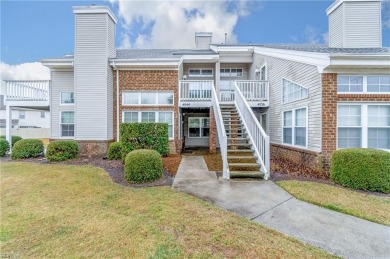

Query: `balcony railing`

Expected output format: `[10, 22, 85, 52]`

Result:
[5, 80, 50, 101]
[179, 80, 213, 101]
[235, 80, 268, 101]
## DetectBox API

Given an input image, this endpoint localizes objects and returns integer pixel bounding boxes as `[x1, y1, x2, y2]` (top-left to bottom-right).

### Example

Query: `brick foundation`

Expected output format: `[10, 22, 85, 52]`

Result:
[271, 144, 323, 172]
[49, 139, 114, 157]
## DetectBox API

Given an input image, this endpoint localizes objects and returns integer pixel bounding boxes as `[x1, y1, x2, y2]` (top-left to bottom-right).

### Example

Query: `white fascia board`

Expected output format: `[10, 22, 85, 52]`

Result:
[40, 59, 74, 69]
[181, 55, 219, 63]
[73, 6, 118, 24]
[109, 59, 179, 69]
[329, 55, 390, 68]
[211, 45, 254, 53]
[254, 47, 330, 72]
[326, 0, 380, 15]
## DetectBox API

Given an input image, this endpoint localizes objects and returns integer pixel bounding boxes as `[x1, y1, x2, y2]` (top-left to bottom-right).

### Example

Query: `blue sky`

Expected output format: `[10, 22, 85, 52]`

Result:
[1, 0, 390, 66]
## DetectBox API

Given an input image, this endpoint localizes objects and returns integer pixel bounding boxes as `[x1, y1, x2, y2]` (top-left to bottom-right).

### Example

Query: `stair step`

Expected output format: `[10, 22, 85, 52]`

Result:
[226, 133, 247, 136]
[227, 143, 252, 147]
[230, 171, 264, 178]
[227, 149, 253, 153]
[229, 163, 260, 167]
[228, 137, 249, 141]
[228, 155, 257, 159]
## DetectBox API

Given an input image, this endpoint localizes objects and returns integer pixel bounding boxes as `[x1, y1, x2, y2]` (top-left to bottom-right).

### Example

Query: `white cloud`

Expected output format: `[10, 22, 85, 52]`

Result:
[0, 62, 50, 81]
[109, 0, 260, 49]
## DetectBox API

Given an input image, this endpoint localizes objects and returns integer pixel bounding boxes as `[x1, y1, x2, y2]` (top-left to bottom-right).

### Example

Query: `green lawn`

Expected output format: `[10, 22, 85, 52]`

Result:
[0, 162, 335, 258]
[277, 180, 390, 226]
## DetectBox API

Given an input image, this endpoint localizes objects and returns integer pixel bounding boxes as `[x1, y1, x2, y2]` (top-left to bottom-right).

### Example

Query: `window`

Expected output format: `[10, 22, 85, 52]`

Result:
[367, 76, 390, 93]
[122, 111, 174, 138]
[123, 91, 173, 105]
[337, 105, 362, 148]
[220, 68, 243, 77]
[283, 79, 308, 103]
[40, 112, 45, 118]
[60, 111, 74, 137]
[19, 111, 25, 119]
[283, 108, 307, 147]
[338, 75, 390, 93]
[60, 92, 74, 104]
[188, 117, 209, 138]
[337, 104, 390, 150]
[188, 68, 213, 77]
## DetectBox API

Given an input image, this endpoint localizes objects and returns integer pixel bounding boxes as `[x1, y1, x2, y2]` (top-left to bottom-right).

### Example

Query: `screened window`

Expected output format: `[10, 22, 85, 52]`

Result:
[122, 111, 174, 138]
[61, 92, 74, 104]
[337, 76, 363, 92]
[260, 65, 267, 81]
[220, 68, 243, 77]
[283, 108, 307, 147]
[19, 111, 25, 119]
[123, 91, 173, 105]
[367, 76, 390, 93]
[283, 79, 308, 103]
[189, 69, 213, 77]
[368, 105, 390, 149]
[189, 117, 209, 138]
[337, 105, 362, 148]
[61, 111, 74, 137]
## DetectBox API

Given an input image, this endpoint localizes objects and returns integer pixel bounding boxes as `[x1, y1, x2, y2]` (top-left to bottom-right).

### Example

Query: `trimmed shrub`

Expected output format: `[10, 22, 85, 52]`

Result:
[107, 142, 122, 160]
[11, 139, 44, 159]
[124, 149, 163, 183]
[0, 139, 10, 156]
[120, 123, 169, 159]
[330, 148, 390, 193]
[46, 140, 78, 162]
[0, 135, 23, 147]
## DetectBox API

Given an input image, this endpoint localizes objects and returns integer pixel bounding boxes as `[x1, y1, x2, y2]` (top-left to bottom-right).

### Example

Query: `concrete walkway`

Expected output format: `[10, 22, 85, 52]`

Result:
[172, 156, 390, 259]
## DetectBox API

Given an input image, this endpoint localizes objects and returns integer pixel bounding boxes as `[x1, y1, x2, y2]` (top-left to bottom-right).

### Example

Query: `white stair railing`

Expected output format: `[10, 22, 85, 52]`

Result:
[234, 82, 270, 179]
[235, 80, 268, 101]
[5, 80, 50, 101]
[211, 84, 229, 179]
[179, 80, 213, 101]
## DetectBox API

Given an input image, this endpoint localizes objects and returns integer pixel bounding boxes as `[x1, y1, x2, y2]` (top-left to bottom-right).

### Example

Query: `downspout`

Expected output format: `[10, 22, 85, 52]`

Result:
[113, 62, 120, 142]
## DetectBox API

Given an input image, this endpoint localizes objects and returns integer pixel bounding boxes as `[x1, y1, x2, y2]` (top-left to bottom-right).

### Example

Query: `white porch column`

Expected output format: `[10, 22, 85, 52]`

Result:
[215, 61, 220, 100]
[5, 105, 12, 151]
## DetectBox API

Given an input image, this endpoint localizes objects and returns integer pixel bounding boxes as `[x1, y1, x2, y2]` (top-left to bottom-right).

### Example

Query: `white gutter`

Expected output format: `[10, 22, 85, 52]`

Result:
[112, 61, 120, 142]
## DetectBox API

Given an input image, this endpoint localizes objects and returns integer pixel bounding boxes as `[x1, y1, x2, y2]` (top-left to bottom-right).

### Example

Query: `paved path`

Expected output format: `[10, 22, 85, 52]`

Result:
[172, 156, 390, 259]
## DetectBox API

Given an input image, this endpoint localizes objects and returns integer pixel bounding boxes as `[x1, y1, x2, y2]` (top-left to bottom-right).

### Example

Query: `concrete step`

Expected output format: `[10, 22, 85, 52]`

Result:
[230, 171, 264, 178]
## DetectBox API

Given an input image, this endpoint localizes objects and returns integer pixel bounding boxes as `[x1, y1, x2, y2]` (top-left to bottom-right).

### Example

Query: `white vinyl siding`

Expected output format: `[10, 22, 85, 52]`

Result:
[337, 104, 390, 150]
[122, 111, 174, 139]
[283, 108, 307, 148]
[329, 4, 343, 48]
[50, 71, 75, 139]
[338, 75, 390, 93]
[283, 79, 309, 103]
[250, 53, 321, 152]
[188, 117, 209, 138]
[60, 111, 75, 137]
[123, 91, 174, 106]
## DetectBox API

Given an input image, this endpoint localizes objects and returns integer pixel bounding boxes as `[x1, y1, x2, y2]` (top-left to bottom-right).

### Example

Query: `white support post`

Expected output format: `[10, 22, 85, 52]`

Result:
[5, 105, 12, 152]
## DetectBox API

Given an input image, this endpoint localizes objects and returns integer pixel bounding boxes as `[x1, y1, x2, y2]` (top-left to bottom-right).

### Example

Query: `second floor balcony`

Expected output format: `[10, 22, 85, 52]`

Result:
[179, 80, 269, 108]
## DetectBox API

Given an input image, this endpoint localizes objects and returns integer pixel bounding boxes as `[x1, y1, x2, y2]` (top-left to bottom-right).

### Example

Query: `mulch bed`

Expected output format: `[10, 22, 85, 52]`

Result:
[1, 155, 182, 188]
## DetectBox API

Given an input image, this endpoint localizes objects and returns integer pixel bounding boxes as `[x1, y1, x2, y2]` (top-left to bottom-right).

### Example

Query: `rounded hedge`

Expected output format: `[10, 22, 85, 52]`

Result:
[0, 135, 22, 147]
[107, 142, 122, 160]
[124, 149, 163, 183]
[11, 139, 44, 159]
[46, 140, 78, 162]
[0, 139, 10, 157]
[330, 148, 390, 193]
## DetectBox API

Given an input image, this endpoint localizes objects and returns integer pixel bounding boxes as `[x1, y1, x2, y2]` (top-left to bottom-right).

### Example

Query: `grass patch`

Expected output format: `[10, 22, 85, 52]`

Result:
[0, 162, 335, 258]
[277, 180, 390, 226]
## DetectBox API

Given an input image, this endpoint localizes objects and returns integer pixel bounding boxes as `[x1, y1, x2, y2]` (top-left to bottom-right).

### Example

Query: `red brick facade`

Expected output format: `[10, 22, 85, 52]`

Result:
[113, 70, 182, 154]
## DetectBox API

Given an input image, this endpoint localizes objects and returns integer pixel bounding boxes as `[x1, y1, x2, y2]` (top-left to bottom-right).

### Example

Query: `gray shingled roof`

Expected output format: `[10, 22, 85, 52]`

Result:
[115, 49, 217, 59]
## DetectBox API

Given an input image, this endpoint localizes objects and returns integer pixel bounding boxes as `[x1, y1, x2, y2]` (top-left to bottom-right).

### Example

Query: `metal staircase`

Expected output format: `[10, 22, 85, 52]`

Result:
[221, 104, 264, 178]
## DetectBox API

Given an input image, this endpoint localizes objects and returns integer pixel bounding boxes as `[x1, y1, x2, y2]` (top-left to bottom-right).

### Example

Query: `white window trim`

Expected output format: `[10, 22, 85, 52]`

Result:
[122, 110, 174, 140]
[122, 91, 174, 106]
[282, 106, 308, 149]
[187, 117, 210, 138]
[337, 75, 390, 94]
[60, 91, 75, 106]
[337, 103, 390, 151]
[188, 68, 213, 77]
[220, 68, 243, 77]
[59, 111, 75, 139]
[282, 78, 309, 104]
